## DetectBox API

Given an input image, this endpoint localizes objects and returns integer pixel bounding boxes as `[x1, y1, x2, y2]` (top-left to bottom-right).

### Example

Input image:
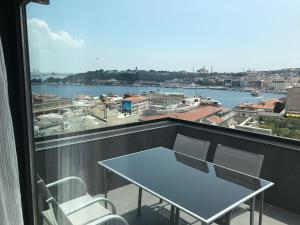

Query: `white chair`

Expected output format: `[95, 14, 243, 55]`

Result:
[37, 176, 129, 225]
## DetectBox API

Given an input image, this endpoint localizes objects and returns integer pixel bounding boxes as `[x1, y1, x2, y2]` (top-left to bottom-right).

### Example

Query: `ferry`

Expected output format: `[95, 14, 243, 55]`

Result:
[200, 96, 223, 106]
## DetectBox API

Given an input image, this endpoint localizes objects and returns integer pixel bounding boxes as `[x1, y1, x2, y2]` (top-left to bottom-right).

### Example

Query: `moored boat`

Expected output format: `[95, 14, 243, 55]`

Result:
[251, 90, 260, 97]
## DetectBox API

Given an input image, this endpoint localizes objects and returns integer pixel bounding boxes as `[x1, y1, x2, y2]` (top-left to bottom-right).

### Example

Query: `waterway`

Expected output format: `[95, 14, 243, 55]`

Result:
[31, 85, 285, 109]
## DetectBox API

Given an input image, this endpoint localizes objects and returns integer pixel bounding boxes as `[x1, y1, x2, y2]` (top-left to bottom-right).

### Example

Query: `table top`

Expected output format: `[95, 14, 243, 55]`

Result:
[98, 147, 273, 224]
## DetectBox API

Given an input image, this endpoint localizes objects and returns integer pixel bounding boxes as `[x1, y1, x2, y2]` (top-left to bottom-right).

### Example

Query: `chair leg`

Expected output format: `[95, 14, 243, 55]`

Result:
[170, 205, 175, 224]
[137, 187, 142, 216]
[174, 208, 180, 224]
[250, 197, 255, 225]
[224, 213, 231, 225]
[220, 212, 231, 225]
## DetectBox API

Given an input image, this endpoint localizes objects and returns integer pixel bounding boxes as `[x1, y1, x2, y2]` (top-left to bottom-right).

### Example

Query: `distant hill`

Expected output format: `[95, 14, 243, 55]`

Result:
[31, 67, 300, 85]
[33, 70, 204, 85]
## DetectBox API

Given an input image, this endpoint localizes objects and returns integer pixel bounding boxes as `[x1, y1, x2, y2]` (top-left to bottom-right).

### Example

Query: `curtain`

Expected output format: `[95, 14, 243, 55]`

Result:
[0, 37, 24, 225]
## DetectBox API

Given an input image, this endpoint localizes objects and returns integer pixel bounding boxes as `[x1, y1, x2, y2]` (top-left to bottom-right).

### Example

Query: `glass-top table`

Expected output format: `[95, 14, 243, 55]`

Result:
[98, 147, 273, 224]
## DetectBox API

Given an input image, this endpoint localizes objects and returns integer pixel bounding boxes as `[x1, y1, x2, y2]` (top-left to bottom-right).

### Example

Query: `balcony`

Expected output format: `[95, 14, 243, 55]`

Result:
[35, 119, 300, 225]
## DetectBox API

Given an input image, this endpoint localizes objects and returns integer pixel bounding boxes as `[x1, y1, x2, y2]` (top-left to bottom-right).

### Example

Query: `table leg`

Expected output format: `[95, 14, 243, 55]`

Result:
[137, 187, 142, 216]
[170, 205, 175, 224]
[174, 208, 180, 225]
[103, 168, 107, 208]
[250, 197, 255, 225]
[259, 191, 264, 225]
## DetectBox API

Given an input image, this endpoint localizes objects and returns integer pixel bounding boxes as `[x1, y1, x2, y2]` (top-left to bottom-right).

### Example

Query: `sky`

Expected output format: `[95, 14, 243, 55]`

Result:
[26, 0, 300, 73]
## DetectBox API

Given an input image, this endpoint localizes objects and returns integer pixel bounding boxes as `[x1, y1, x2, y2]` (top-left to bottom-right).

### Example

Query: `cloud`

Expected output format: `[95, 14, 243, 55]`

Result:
[27, 18, 88, 73]
[27, 18, 85, 48]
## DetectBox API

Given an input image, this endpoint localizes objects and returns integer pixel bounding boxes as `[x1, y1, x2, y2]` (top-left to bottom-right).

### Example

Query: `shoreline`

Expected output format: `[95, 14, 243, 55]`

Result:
[31, 83, 287, 95]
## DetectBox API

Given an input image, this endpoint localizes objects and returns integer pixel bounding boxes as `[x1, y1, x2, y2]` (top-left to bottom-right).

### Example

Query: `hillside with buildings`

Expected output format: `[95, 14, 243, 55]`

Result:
[31, 68, 300, 93]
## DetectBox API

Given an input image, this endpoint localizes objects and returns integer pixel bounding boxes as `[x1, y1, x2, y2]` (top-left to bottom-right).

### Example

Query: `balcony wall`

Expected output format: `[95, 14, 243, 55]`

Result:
[35, 121, 178, 195]
[34, 119, 300, 216]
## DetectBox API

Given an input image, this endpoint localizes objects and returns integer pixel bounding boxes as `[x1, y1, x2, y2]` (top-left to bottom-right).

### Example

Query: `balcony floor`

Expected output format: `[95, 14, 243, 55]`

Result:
[101, 184, 300, 225]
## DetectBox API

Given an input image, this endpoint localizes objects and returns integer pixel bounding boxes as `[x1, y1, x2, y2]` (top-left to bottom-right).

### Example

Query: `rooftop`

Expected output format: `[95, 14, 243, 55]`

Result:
[207, 115, 225, 124]
[142, 106, 223, 122]
[124, 96, 147, 102]
[238, 99, 277, 111]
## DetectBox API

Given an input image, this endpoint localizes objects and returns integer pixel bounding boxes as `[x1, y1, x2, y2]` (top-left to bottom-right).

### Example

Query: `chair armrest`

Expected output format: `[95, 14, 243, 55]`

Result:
[86, 215, 129, 225]
[66, 197, 117, 215]
[46, 176, 87, 194]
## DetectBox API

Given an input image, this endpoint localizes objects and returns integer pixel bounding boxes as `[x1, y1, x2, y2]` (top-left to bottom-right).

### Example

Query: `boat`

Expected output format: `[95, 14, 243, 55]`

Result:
[199, 96, 222, 106]
[251, 90, 260, 97]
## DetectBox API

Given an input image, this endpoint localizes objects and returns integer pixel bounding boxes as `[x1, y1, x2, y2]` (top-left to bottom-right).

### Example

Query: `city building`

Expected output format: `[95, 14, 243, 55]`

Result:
[231, 80, 245, 88]
[147, 92, 184, 110]
[121, 96, 149, 114]
[234, 99, 278, 118]
[224, 79, 232, 87]
[197, 67, 209, 74]
[268, 80, 291, 90]
[248, 80, 263, 89]
[286, 85, 300, 116]
[32, 94, 73, 115]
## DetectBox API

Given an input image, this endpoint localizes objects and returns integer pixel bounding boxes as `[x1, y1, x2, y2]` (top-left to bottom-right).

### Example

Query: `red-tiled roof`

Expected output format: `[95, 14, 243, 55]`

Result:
[142, 106, 223, 122]
[124, 96, 146, 102]
[207, 115, 224, 124]
[264, 99, 277, 109]
[238, 99, 277, 110]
